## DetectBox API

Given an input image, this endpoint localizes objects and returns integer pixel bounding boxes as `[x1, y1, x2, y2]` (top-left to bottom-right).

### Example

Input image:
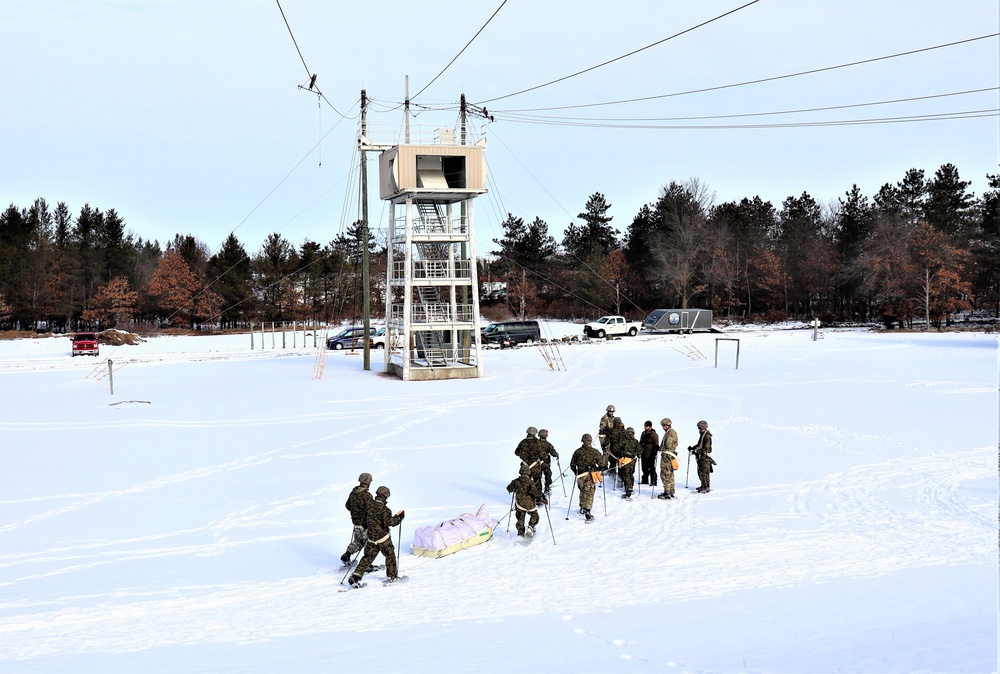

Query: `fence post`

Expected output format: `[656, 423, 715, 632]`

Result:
[108, 359, 114, 395]
[250, 324, 254, 350]
[282, 322, 287, 349]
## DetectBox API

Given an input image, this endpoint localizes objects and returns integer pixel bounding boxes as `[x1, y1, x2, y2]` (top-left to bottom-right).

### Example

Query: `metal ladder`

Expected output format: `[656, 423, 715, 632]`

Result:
[411, 202, 450, 366]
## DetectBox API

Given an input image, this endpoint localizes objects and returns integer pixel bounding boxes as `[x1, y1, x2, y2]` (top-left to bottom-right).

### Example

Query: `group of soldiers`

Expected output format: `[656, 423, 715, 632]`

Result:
[341, 407, 715, 585]
[512, 405, 715, 524]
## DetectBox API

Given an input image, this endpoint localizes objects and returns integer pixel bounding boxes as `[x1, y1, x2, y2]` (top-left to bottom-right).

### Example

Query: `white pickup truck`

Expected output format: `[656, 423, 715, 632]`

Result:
[583, 315, 642, 339]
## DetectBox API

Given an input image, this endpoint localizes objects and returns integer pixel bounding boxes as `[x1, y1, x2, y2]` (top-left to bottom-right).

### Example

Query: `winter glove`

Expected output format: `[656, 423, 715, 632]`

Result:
[396, 510, 405, 521]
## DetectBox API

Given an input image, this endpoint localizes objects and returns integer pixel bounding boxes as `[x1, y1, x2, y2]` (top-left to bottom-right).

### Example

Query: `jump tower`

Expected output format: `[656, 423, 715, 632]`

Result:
[363, 125, 487, 381]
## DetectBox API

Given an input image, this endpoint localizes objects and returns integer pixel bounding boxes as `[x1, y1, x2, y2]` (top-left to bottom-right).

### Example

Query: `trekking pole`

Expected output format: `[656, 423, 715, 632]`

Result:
[340, 547, 363, 584]
[565, 476, 576, 520]
[505, 492, 515, 533]
[601, 473, 608, 516]
[396, 523, 403, 573]
[543, 501, 556, 545]
[685, 449, 692, 489]
[556, 456, 567, 497]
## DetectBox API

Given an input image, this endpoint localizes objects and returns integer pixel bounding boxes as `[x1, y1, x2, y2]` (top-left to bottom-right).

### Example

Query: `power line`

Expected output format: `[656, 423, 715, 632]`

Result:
[492, 33, 1000, 113]
[493, 87, 999, 124]
[489, 108, 1000, 130]
[475, 0, 762, 105]
[274, 0, 351, 119]
[411, 0, 508, 101]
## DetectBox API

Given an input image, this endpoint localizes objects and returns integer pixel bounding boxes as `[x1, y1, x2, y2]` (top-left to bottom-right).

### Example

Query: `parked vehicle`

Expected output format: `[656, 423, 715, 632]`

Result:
[582, 315, 642, 339]
[71, 332, 100, 357]
[327, 326, 375, 350]
[369, 326, 405, 350]
[642, 309, 715, 333]
[480, 320, 540, 347]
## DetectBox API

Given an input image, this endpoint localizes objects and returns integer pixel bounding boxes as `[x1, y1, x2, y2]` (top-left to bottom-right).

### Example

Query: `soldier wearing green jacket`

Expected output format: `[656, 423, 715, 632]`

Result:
[515, 426, 544, 494]
[689, 420, 714, 493]
[349, 485, 404, 587]
[617, 427, 640, 498]
[658, 418, 679, 499]
[506, 465, 545, 537]
[340, 472, 373, 565]
[569, 433, 605, 522]
[537, 429, 559, 494]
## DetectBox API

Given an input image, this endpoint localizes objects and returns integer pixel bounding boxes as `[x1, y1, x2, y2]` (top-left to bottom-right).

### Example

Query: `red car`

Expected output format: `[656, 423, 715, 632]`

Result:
[71, 332, 100, 357]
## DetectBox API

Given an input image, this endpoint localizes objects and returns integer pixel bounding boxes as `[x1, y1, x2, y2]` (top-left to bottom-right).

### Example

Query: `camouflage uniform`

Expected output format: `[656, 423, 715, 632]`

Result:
[349, 486, 403, 585]
[515, 428, 544, 494]
[639, 423, 659, 486]
[605, 418, 627, 487]
[659, 420, 679, 499]
[570, 436, 605, 514]
[341, 478, 374, 564]
[617, 428, 640, 497]
[537, 430, 559, 493]
[506, 467, 543, 536]
[598, 408, 616, 452]
[690, 422, 713, 492]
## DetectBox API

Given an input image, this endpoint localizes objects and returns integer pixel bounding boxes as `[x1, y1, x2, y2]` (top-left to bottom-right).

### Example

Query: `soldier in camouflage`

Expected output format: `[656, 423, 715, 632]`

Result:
[340, 472, 374, 565]
[349, 485, 404, 587]
[605, 416, 628, 488]
[689, 420, 714, 493]
[515, 426, 544, 494]
[639, 421, 659, 487]
[506, 464, 545, 536]
[569, 433, 605, 522]
[537, 429, 559, 494]
[658, 418, 679, 499]
[598, 404, 616, 452]
[617, 427, 640, 498]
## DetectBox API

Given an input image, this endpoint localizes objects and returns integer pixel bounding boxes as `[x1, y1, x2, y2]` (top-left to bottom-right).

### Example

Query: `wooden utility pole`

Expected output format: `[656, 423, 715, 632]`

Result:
[361, 89, 371, 370]
[460, 93, 470, 361]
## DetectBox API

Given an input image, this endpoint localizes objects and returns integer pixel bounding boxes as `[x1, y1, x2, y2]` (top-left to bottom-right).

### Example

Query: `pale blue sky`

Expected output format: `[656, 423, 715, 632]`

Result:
[2, 0, 996, 258]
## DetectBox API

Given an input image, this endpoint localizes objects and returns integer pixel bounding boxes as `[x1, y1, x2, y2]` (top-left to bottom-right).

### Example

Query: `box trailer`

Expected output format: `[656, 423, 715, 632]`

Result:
[643, 309, 715, 333]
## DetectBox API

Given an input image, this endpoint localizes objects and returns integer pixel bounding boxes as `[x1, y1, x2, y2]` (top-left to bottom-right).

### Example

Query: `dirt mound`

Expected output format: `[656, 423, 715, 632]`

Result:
[99, 330, 144, 346]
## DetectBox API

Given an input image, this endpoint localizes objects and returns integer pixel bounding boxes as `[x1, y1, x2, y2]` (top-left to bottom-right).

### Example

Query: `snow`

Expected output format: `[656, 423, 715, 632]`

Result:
[0, 325, 996, 673]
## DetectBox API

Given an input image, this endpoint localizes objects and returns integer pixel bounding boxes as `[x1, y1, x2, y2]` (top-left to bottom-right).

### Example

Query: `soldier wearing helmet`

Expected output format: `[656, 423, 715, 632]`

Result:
[340, 472, 374, 565]
[537, 429, 560, 494]
[349, 484, 404, 587]
[688, 420, 714, 493]
[506, 464, 545, 537]
[514, 426, 544, 494]
[569, 433, 606, 522]
[598, 404, 616, 452]
[605, 416, 628, 489]
[657, 418, 679, 499]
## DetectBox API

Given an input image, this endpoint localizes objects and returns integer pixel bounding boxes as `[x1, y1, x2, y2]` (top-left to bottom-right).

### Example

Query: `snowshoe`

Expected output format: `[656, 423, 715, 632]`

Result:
[657, 492, 669, 500]
[526, 526, 535, 537]
[341, 576, 366, 591]
[622, 492, 633, 500]
[382, 575, 408, 586]
[583, 509, 594, 523]
[340, 553, 352, 567]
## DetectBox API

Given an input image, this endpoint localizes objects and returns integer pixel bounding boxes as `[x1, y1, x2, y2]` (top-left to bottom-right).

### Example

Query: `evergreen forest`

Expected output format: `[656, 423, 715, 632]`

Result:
[1, 162, 997, 333]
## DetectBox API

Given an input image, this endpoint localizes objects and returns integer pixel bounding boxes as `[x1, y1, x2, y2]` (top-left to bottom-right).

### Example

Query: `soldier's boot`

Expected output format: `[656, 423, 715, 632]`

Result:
[657, 492, 669, 500]
[348, 575, 363, 588]
[583, 509, 594, 522]
[526, 526, 535, 537]
[340, 552, 351, 566]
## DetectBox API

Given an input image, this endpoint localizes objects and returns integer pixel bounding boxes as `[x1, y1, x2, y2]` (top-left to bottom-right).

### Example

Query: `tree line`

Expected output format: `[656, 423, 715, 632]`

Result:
[489, 163, 999, 329]
[0, 201, 380, 331]
[1, 162, 996, 333]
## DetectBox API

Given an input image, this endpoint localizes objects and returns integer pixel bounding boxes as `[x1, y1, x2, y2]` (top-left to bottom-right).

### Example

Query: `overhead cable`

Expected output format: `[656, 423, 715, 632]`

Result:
[492, 33, 1000, 113]
[411, 0, 508, 101]
[475, 0, 762, 105]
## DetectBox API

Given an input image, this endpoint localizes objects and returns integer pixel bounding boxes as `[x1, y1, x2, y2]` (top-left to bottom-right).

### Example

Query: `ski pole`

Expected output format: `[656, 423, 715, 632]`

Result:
[340, 547, 363, 584]
[543, 500, 556, 545]
[565, 476, 576, 520]
[505, 492, 515, 533]
[396, 522, 403, 574]
[601, 472, 607, 516]
[556, 456, 567, 497]
[685, 449, 692, 489]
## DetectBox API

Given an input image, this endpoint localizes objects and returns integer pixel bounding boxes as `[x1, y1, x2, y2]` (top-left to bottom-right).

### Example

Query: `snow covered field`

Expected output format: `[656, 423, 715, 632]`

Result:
[0, 324, 996, 673]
